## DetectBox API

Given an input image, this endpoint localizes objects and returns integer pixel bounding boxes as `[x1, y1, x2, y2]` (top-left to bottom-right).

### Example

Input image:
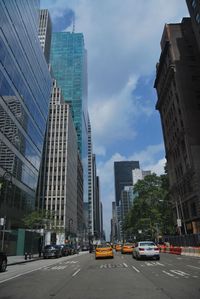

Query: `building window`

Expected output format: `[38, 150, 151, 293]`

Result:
[195, 13, 200, 24]
[190, 202, 197, 217]
[192, 0, 197, 9]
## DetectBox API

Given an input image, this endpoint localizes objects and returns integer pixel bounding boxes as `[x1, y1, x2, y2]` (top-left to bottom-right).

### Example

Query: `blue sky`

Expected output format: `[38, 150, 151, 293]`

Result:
[41, 0, 189, 239]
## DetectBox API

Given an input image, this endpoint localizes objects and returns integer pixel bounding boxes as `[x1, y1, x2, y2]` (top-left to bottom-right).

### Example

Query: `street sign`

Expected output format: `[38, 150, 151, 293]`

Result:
[177, 219, 182, 227]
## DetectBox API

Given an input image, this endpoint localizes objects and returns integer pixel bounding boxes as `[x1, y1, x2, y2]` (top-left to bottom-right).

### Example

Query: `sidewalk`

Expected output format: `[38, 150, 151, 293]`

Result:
[8, 254, 42, 266]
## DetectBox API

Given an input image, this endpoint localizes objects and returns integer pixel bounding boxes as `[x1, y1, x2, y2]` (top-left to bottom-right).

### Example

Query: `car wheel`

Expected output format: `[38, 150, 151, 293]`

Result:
[136, 254, 140, 260]
[0, 260, 7, 272]
[156, 256, 160, 260]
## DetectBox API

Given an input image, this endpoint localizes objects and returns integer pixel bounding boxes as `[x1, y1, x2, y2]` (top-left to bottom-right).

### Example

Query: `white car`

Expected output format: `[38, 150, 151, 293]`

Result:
[133, 241, 160, 260]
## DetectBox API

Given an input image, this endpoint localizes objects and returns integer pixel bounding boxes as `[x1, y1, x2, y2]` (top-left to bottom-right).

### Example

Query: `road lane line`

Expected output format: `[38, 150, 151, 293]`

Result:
[162, 270, 176, 277]
[123, 263, 128, 268]
[155, 262, 165, 266]
[170, 270, 190, 277]
[187, 265, 200, 270]
[132, 265, 140, 273]
[72, 268, 81, 277]
[145, 262, 153, 266]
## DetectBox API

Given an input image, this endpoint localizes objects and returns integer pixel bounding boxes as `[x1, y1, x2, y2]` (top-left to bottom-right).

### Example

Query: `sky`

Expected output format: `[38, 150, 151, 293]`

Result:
[40, 0, 189, 240]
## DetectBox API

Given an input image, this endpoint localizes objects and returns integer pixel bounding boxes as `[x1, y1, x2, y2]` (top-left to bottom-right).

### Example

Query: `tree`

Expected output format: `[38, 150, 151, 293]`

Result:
[125, 173, 174, 241]
[22, 210, 54, 229]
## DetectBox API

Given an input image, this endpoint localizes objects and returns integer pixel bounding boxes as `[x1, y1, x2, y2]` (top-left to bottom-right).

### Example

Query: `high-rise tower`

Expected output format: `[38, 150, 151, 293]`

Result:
[154, 18, 200, 234]
[0, 0, 52, 229]
[186, 0, 200, 52]
[38, 9, 52, 64]
[50, 32, 88, 158]
[114, 161, 140, 207]
[50, 31, 89, 225]
[37, 80, 79, 244]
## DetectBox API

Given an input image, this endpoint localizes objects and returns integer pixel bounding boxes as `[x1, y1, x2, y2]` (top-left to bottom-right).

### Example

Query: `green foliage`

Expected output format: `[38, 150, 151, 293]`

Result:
[22, 210, 54, 229]
[22, 210, 65, 235]
[125, 173, 174, 240]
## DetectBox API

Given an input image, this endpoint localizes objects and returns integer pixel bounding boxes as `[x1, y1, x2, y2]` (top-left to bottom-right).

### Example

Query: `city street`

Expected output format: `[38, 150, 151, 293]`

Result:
[0, 252, 199, 299]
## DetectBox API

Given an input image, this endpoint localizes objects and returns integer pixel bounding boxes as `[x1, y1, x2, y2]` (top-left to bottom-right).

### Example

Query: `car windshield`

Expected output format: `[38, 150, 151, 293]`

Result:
[97, 244, 111, 248]
[139, 242, 155, 246]
[44, 245, 55, 249]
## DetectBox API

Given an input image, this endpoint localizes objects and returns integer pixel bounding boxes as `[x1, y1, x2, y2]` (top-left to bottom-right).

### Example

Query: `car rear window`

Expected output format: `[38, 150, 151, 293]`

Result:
[139, 242, 155, 246]
[97, 244, 111, 248]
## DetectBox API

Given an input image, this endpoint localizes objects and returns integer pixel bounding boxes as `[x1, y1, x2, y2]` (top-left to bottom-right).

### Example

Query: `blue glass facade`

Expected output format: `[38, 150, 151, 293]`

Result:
[0, 0, 52, 228]
[50, 32, 88, 157]
[50, 32, 88, 203]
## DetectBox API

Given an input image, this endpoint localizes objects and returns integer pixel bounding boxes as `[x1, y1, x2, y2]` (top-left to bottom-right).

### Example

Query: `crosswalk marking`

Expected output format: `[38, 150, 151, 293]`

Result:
[187, 265, 200, 270]
[132, 265, 140, 273]
[170, 270, 190, 278]
[100, 263, 127, 269]
[162, 270, 177, 277]
[123, 263, 128, 268]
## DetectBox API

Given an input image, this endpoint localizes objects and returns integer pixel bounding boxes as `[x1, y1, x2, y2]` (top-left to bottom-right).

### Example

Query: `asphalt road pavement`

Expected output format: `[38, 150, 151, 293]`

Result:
[0, 252, 200, 299]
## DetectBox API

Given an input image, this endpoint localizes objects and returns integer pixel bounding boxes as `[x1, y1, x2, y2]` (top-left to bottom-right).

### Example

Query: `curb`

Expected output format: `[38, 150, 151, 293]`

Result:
[8, 257, 42, 266]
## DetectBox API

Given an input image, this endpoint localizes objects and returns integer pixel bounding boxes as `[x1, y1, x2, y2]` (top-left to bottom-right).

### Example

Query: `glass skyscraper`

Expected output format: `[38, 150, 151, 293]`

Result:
[50, 32, 88, 157]
[50, 32, 89, 204]
[114, 161, 140, 207]
[0, 0, 52, 229]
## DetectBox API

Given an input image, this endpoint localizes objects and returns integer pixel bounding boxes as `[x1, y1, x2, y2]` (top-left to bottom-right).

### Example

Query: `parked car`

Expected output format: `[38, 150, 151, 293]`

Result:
[133, 241, 160, 260]
[43, 245, 62, 259]
[121, 243, 134, 254]
[57, 244, 70, 256]
[0, 252, 7, 272]
[95, 243, 114, 259]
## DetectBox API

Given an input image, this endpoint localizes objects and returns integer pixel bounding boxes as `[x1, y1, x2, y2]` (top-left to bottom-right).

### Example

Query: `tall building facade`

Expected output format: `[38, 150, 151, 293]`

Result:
[50, 32, 89, 230]
[37, 80, 78, 243]
[186, 0, 200, 51]
[94, 175, 101, 239]
[154, 18, 200, 234]
[0, 0, 51, 229]
[114, 161, 140, 206]
[88, 118, 94, 235]
[132, 169, 151, 185]
[50, 32, 88, 158]
[110, 202, 117, 243]
[38, 9, 52, 64]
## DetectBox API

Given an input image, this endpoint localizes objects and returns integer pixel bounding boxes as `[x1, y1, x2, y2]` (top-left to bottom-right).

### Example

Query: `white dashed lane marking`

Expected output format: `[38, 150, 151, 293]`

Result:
[187, 265, 200, 270]
[132, 265, 140, 273]
[162, 270, 178, 278]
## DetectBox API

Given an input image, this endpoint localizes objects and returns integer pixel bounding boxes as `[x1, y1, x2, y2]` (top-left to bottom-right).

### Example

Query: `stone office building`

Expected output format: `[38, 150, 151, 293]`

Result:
[154, 18, 200, 234]
[37, 80, 80, 244]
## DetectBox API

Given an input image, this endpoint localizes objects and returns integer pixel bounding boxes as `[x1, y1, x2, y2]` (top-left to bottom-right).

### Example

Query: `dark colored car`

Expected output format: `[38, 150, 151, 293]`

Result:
[0, 252, 7, 272]
[43, 245, 62, 259]
[63, 244, 78, 255]
[58, 244, 70, 256]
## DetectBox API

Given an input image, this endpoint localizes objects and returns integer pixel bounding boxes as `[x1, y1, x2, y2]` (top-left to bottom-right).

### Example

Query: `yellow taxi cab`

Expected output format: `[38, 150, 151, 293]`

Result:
[95, 243, 114, 259]
[121, 242, 134, 254]
[115, 244, 122, 252]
